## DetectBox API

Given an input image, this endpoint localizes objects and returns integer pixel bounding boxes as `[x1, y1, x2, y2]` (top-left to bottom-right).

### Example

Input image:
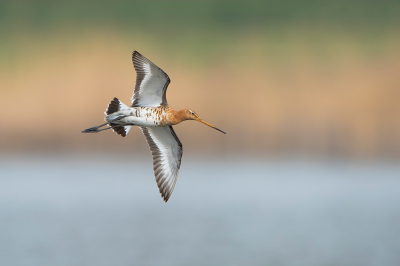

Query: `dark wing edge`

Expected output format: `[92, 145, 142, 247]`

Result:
[131, 51, 171, 107]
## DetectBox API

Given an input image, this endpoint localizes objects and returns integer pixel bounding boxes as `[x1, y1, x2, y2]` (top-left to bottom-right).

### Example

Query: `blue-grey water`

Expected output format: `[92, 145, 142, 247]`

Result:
[0, 155, 399, 266]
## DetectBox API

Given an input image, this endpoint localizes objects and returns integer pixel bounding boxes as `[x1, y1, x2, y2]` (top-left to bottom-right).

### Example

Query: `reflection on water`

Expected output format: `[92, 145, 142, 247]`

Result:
[0, 156, 399, 266]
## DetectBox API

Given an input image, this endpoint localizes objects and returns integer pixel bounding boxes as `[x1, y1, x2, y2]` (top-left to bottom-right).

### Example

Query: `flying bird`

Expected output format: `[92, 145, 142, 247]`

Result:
[83, 51, 226, 202]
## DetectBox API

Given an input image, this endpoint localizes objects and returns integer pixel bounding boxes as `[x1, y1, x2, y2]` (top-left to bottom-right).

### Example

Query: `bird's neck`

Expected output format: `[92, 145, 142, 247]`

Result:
[168, 109, 188, 125]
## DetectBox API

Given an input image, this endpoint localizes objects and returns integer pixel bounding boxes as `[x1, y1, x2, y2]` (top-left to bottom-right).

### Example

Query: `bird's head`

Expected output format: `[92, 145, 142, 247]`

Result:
[185, 109, 200, 120]
[185, 109, 226, 134]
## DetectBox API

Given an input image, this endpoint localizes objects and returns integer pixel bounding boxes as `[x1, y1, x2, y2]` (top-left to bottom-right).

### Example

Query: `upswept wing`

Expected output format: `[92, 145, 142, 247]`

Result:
[131, 51, 170, 107]
[139, 126, 183, 202]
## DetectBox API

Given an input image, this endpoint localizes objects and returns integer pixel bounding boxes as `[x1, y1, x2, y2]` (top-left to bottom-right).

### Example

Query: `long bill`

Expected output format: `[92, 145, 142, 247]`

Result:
[196, 118, 226, 134]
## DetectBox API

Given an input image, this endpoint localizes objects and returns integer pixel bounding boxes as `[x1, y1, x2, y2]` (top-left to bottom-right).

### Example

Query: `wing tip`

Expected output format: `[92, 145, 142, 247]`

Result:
[132, 50, 138, 62]
[132, 50, 142, 60]
[162, 190, 172, 202]
[159, 184, 172, 202]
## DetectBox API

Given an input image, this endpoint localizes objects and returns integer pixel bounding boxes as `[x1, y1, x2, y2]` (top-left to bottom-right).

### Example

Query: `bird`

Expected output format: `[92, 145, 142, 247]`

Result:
[82, 51, 226, 202]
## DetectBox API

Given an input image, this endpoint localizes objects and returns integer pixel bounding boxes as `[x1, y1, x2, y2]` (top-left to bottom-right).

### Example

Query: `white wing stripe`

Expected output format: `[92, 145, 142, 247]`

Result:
[140, 126, 183, 202]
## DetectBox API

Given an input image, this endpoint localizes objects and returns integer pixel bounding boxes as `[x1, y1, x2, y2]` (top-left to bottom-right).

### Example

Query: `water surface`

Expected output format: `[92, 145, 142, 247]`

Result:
[1, 156, 399, 266]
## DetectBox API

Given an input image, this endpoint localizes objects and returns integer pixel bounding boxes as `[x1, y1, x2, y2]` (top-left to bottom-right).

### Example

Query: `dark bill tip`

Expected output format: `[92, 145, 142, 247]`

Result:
[214, 127, 226, 134]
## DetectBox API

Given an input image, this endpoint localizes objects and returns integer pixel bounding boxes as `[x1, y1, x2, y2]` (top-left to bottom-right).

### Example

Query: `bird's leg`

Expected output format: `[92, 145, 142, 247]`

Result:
[82, 122, 109, 133]
[82, 115, 129, 133]
[89, 124, 120, 132]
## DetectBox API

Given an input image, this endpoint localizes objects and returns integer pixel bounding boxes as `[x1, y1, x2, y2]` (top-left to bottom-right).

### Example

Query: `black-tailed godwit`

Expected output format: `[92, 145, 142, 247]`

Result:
[83, 51, 225, 202]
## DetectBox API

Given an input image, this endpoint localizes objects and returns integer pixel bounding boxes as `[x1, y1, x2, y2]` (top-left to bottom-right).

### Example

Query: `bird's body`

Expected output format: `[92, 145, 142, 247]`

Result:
[106, 105, 185, 128]
[83, 51, 225, 202]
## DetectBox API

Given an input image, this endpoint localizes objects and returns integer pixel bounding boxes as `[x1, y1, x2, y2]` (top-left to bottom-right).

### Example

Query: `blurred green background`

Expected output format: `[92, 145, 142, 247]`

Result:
[2, 2, 400, 266]
[1, 0, 400, 158]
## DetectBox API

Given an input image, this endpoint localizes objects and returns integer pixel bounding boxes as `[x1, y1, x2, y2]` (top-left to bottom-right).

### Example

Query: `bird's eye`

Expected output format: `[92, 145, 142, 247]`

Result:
[191, 112, 195, 115]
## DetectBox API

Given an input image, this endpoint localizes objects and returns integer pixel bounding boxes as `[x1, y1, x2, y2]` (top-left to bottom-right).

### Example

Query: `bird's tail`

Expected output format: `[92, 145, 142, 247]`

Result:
[105, 97, 132, 137]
